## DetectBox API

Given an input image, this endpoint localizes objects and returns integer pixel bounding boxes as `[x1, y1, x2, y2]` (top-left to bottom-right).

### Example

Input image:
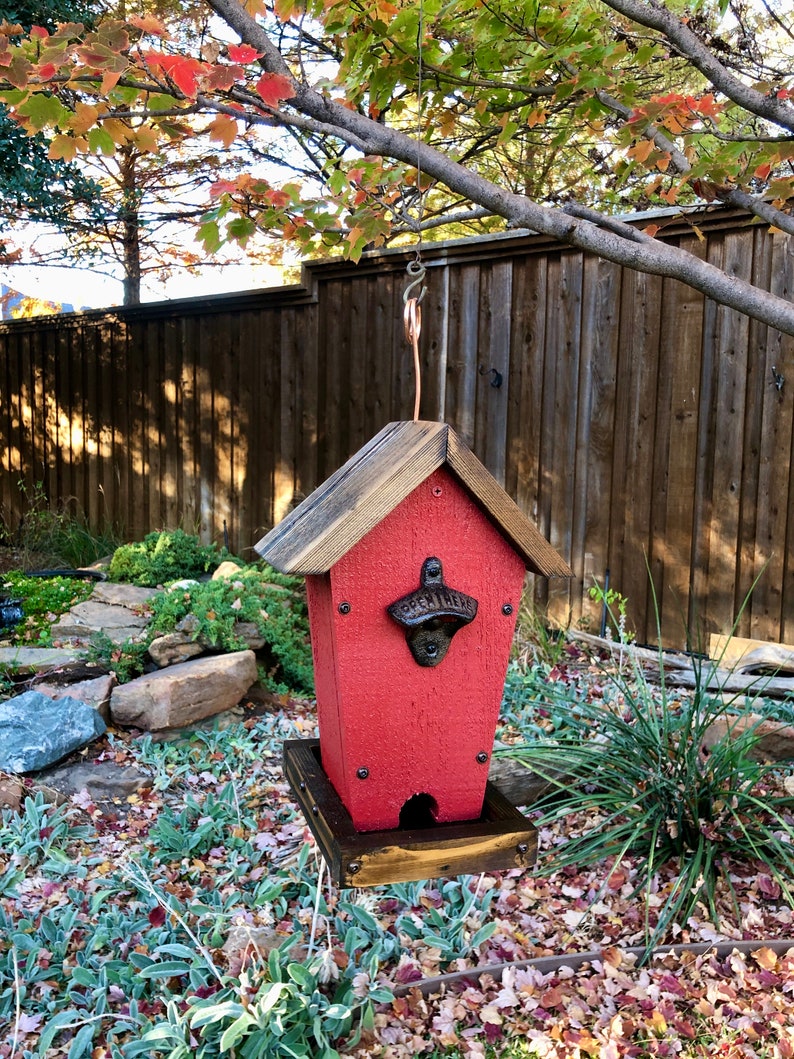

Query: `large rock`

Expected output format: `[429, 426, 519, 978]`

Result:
[703, 713, 794, 761]
[88, 583, 159, 608]
[0, 691, 107, 774]
[109, 650, 258, 731]
[34, 673, 117, 724]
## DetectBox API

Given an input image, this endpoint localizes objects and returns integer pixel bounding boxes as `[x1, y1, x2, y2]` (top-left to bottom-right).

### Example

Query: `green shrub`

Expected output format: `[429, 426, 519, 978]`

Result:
[499, 656, 794, 954]
[149, 565, 314, 694]
[0, 571, 94, 643]
[108, 530, 220, 587]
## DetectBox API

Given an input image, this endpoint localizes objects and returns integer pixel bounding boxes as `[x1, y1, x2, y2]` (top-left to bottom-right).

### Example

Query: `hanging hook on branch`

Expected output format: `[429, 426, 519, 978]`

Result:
[403, 259, 427, 422]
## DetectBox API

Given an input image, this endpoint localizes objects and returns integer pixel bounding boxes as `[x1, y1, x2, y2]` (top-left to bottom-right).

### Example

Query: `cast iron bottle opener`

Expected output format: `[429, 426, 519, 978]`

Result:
[387, 557, 478, 667]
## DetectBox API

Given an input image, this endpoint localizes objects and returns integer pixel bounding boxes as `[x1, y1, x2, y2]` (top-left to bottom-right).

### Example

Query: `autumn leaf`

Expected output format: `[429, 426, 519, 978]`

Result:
[133, 125, 160, 152]
[255, 71, 295, 107]
[227, 43, 262, 63]
[48, 132, 87, 159]
[29, 25, 48, 39]
[129, 14, 170, 37]
[208, 113, 239, 148]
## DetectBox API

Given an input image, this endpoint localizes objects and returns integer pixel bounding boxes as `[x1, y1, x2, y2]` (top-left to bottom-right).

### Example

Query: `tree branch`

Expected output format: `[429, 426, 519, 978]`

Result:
[598, 0, 794, 134]
[206, 0, 794, 336]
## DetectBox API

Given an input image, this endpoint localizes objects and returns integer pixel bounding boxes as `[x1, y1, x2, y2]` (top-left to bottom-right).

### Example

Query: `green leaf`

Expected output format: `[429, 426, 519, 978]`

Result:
[16, 92, 70, 130]
[137, 959, 192, 978]
[87, 126, 115, 155]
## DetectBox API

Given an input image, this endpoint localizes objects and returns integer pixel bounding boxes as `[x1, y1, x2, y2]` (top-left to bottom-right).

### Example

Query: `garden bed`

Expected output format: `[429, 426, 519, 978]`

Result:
[2, 644, 794, 1058]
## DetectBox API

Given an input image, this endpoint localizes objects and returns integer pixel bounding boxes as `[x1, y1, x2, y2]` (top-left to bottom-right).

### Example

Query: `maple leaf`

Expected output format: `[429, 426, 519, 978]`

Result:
[228, 44, 262, 63]
[255, 72, 295, 108]
[129, 15, 170, 37]
[209, 113, 239, 149]
[29, 25, 49, 39]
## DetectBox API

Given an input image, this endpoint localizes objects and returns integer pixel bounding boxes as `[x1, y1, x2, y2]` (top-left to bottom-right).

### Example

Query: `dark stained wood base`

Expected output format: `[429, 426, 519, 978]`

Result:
[283, 738, 538, 888]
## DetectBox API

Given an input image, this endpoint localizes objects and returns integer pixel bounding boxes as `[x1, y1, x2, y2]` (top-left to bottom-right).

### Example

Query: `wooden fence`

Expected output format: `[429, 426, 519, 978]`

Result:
[1, 206, 792, 648]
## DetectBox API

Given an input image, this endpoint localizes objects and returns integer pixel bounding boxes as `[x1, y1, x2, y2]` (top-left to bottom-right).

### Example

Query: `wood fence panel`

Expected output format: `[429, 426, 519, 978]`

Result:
[0, 211, 792, 648]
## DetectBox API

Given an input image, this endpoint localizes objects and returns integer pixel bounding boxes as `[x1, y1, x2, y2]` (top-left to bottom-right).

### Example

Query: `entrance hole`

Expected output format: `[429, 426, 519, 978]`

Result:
[399, 792, 438, 830]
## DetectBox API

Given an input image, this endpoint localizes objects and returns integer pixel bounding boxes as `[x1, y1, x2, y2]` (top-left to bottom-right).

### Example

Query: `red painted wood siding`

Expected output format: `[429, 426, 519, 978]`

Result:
[306, 466, 525, 831]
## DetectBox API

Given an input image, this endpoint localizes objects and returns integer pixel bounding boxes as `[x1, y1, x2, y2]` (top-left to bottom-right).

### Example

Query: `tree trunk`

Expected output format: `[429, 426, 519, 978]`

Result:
[120, 149, 141, 307]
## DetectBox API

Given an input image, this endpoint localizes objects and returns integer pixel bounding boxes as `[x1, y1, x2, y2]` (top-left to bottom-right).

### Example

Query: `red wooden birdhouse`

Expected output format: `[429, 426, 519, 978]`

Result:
[256, 420, 571, 885]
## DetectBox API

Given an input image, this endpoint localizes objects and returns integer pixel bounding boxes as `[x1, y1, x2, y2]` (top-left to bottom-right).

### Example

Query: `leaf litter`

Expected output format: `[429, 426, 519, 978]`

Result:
[1, 658, 793, 1057]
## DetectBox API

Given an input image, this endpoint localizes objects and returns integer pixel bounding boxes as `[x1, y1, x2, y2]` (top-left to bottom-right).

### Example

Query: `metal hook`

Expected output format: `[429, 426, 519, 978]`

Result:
[772, 365, 785, 393]
[479, 365, 503, 389]
[403, 259, 427, 306]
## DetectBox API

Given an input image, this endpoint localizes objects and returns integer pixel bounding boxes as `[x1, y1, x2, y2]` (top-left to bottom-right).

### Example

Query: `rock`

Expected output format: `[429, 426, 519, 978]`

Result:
[62, 600, 151, 632]
[167, 579, 200, 592]
[0, 691, 107, 774]
[88, 583, 158, 608]
[34, 673, 116, 724]
[703, 713, 794, 762]
[0, 647, 86, 674]
[36, 760, 150, 810]
[109, 650, 258, 731]
[0, 771, 24, 810]
[176, 614, 201, 635]
[213, 560, 244, 580]
[230, 622, 265, 650]
[147, 631, 205, 668]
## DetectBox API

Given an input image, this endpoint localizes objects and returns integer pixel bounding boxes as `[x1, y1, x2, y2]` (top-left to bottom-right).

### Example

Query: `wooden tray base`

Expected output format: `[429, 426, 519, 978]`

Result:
[284, 738, 537, 887]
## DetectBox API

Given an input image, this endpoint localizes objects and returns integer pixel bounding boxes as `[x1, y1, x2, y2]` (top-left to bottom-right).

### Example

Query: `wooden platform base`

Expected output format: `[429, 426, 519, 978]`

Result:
[284, 738, 538, 887]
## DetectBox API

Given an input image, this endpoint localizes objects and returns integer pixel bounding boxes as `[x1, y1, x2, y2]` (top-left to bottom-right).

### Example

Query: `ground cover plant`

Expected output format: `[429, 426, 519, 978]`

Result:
[1, 606, 793, 1055]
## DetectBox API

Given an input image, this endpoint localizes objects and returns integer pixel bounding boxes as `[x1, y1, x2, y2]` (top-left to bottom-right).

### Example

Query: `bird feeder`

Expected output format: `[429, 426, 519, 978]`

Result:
[256, 420, 571, 886]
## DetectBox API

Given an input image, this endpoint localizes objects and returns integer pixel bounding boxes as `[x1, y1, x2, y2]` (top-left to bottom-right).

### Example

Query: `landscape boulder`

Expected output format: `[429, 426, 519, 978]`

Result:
[37, 759, 150, 810]
[34, 673, 117, 724]
[0, 691, 107, 773]
[109, 649, 258, 730]
[703, 713, 794, 762]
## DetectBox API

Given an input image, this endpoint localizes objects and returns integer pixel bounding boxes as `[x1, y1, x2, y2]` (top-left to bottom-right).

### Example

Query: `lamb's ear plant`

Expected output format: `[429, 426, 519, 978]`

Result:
[499, 578, 794, 956]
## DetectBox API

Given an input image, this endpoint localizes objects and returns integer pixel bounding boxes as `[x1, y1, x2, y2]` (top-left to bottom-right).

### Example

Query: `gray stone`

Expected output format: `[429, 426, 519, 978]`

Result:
[0, 647, 86, 673]
[88, 583, 158, 608]
[37, 760, 149, 808]
[109, 650, 258, 731]
[64, 600, 151, 630]
[0, 691, 107, 774]
[147, 631, 205, 668]
[230, 622, 265, 650]
[34, 673, 116, 724]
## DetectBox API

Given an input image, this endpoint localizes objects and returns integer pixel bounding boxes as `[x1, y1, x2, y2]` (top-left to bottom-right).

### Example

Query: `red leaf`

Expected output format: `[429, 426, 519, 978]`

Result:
[148, 905, 166, 927]
[30, 25, 49, 38]
[228, 44, 262, 63]
[255, 72, 294, 107]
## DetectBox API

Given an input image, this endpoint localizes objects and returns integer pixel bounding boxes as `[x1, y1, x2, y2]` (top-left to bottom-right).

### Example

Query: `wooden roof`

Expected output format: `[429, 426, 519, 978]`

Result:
[255, 420, 572, 577]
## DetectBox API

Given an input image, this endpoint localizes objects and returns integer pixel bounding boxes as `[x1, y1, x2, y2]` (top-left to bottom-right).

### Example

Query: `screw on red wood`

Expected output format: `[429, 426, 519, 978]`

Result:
[476, 752, 488, 764]
[338, 601, 351, 614]
[356, 767, 370, 779]
[502, 603, 514, 615]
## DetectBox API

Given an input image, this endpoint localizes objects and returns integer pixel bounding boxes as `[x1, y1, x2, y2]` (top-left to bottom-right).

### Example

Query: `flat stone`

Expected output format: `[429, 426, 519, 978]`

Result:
[703, 713, 794, 761]
[64, 600, 151, 630]
[0, 691, 107, 774]
[37, 760, 149, 808]
[0, 647, 86, 673]
[88, 583, 159, 608]
[109, 650, 258, 731]
[147, 631, 205, 668]
[35, 674, 116, 724]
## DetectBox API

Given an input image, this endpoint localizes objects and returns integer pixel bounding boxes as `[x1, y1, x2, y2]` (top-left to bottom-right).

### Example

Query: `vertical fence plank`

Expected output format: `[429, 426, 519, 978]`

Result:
[0, 220, 791, 648]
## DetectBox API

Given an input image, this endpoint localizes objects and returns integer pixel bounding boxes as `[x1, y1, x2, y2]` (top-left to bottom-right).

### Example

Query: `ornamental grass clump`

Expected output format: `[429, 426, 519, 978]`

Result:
[500, 653, 794, 953]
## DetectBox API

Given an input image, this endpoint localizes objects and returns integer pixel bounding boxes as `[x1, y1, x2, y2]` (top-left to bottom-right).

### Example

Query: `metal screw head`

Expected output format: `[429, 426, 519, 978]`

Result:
[299, 781, 306, 792]
[502, 603, 514, 616]
[338, 601, 351, 615]
[311, 804, 319, 816]
[476, 751, 488, 764]
[347, 861, 361, 875]
[356, 766, 370, 780]
[516, 842, 529, 855]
